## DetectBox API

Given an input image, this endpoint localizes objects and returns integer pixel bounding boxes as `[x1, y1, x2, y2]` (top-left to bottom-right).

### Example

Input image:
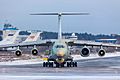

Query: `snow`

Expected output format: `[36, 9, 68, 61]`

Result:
[0, 52, 120, 66]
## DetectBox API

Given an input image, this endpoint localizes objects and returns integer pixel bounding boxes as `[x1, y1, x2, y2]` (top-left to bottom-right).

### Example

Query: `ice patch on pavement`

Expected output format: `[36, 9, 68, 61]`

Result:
[109, 66, 120, 69]
[0, 58, 43, 65]
[0, 75, 120, 80]
[0, 52, 120, 66]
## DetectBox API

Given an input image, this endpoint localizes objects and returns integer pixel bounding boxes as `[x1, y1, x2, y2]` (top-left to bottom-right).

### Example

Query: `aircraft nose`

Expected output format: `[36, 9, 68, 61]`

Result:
[57, 50, 65, 57]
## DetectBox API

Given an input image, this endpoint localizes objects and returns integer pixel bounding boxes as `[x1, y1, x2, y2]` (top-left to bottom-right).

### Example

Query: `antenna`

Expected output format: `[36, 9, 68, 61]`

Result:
[30, 12, 89, 39]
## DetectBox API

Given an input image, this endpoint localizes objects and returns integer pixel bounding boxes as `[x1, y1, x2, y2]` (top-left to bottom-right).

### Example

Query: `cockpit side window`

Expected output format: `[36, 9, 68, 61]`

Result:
[55, 45, 65, 48]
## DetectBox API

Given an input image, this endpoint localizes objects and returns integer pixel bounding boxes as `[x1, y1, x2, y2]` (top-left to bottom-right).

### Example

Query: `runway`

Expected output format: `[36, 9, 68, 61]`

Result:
[0, 53, 120, 80]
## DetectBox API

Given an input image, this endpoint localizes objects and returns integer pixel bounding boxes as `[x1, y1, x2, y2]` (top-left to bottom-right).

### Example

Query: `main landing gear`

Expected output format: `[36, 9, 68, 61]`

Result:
[43, 62, 54, 67]
[66, 62, 77, 67]
[43, 61, 77, 67]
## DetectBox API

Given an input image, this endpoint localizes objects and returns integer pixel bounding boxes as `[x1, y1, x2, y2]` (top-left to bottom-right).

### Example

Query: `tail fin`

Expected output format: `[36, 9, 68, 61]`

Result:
[30, 12, 89, 40]
[23, 32, 41, 42]
[0, 30, 20, 45]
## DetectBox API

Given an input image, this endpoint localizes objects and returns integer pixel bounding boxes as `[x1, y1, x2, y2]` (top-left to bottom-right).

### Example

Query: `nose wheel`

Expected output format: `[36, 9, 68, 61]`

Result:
[55, 63, 65, 67]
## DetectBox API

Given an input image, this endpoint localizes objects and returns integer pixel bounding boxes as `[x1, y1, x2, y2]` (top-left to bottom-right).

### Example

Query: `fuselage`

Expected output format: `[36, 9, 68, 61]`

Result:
[49, 39, 72, 63]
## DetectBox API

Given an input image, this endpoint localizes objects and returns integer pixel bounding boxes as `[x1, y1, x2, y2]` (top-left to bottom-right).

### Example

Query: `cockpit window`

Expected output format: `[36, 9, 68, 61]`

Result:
[55, 45, 65, 48]
[8, 34, 14, 36]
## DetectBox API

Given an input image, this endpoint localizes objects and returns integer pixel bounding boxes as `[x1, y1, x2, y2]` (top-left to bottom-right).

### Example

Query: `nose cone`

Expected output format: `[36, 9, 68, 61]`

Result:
[57, 50, 65, 57]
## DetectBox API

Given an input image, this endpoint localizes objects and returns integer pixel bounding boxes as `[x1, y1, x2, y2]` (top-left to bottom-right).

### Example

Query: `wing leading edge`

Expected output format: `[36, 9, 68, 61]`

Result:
[1, 39, 120, 48]
[67, 40, 120, 48]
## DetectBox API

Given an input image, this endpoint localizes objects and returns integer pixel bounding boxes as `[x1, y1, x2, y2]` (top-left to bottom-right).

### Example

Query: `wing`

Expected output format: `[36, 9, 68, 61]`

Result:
[67, 40, 120, 48]
[0, 39, 57, 48]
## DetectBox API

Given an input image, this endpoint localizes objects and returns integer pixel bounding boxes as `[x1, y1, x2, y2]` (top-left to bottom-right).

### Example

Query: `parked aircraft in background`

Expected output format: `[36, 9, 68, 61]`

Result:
[1, 12, 120, 67]
[23, 32, 41, 43]
[0, 30, 20, 50]
[0, 31, 41, 51]
[0, 30, 20, 45]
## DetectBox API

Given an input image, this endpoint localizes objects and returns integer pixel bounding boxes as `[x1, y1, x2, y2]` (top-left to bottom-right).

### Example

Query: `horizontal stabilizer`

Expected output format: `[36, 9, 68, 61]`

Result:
[30, 12, 89, 40]
[30, 12, 89, 16]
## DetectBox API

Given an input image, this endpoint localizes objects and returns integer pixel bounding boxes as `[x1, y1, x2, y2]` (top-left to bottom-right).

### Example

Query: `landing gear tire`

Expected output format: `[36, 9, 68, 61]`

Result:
[72, 62, 77, 67]
[67, 62, 71, 67]
[43, 62, 77, 67]
[55, 63, 65, 68]
[43, 62, 53, 67]
[43, 62, 48, 67]
[67, 62, 77, 67]
[49, 62, 53, 67]
[61, 63, 64, 67]
[43, 62, 46, 67]
[56, 63, 60, 67]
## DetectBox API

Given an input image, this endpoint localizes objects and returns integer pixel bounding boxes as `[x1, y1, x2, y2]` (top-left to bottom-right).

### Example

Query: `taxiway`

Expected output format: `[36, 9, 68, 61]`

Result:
[0, 52, 120, 80]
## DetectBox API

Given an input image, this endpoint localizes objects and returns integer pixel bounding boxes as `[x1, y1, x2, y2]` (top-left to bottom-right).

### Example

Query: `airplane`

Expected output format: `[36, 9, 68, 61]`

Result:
[12, 32, 41, 51]
[15, 32, 42, 55]
[0, 30, 20, 51]
[0, 31, 41, 51]
[23, 32, 41, 43]
[0, 30, 20, 45]
[1, 12, 120, 67]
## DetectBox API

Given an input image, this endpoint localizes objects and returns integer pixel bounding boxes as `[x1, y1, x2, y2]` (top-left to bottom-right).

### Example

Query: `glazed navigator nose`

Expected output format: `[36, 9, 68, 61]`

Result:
[57, 50, 65, 57]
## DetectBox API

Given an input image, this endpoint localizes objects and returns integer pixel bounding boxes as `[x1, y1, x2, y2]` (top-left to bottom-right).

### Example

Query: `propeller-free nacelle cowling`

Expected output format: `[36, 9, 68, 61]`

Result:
[81, 46, 90, 57]
[98, 49, 106, 56]
[15, 49, 22, 56]
[31, 48, 38, 55]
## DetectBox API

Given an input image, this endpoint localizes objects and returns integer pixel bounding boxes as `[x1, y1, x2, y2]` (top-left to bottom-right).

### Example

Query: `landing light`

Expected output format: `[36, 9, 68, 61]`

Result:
[56, 58, 64, 63]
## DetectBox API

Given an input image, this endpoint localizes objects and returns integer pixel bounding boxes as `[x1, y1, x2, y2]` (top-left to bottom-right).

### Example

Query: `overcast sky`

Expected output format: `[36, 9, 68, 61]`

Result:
[0, 0, 120, 34]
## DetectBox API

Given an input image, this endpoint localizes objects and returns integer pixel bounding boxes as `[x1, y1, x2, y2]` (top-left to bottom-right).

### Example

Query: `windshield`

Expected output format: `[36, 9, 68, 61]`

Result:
[55, 45, 65, 48]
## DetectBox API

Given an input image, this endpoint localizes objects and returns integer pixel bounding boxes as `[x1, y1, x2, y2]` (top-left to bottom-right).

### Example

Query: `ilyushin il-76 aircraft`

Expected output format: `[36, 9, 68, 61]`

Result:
[1, 12, 120, 67]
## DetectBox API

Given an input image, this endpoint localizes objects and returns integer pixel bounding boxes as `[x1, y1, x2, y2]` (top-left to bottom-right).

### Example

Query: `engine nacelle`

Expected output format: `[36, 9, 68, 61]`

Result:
[98, 49, 106, 56]
[15, 49, 22, 56]
[31, 48, 38, 55]
[81, 47, 90, 57]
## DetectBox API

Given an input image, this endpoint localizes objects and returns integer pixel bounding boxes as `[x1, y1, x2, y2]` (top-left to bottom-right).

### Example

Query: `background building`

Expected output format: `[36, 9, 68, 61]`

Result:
[95, 39, 117, 44]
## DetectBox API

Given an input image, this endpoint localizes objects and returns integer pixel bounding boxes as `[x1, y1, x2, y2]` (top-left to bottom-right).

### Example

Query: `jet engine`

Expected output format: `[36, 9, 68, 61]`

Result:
[80, 46, 90, 57]
[31, 48, 38, 55]
[15, 49, 22, 56]
[98, 49, 106, 56]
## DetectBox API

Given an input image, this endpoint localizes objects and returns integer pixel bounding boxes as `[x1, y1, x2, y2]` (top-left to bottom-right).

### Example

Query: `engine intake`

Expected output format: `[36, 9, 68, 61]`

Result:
[81, 47, 90, 57]
[98, 49, 105, 56]
[15, 50, 22, 56]
[31, 48, 38, 55]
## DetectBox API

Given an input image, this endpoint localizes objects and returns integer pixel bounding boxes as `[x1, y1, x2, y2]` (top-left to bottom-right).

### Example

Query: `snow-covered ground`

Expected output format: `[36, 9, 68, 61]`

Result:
[0, 58, 43, 65]
[0, 52, 120, 65]
[0, 75, 120, 80]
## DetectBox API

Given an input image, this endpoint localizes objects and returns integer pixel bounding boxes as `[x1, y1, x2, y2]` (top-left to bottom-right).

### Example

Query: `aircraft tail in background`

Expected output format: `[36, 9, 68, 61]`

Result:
[0, 30, 20, 45]
[23, 32, 41, 42]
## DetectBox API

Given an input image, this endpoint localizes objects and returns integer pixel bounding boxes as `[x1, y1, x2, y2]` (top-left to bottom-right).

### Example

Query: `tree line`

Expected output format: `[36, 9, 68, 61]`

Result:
[41, 31, 117, 40]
